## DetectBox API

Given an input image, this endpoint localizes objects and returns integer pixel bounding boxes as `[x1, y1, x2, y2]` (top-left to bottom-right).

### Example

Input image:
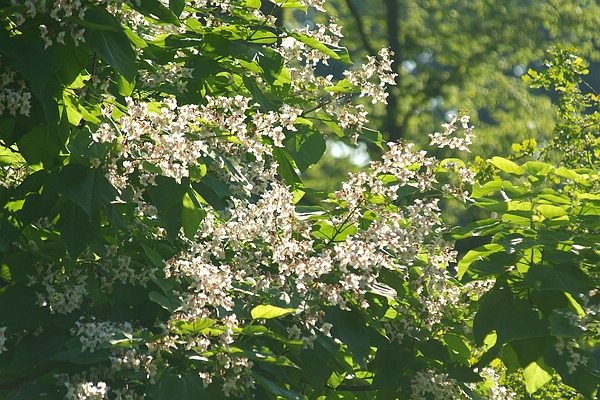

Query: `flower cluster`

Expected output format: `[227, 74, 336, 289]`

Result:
[429, 114, 475, 152]
[343, 47, 398, 104]
[72, 318, 136, 352]
[93, 95, 282, 196]
[0, 326, 7, 355]
[65, 380, 109, 400]
[11, 0, 87, 47]
[555, 336, 590, 374]
[0, 57, 32, 117]
[32, 262, 88, 314]
[478, 367, 517, 400]
[410, 369, 461, 400]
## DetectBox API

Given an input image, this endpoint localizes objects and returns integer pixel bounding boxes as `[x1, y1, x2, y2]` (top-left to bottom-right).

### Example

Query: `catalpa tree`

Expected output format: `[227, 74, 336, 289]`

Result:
[0, 1, 598, 399]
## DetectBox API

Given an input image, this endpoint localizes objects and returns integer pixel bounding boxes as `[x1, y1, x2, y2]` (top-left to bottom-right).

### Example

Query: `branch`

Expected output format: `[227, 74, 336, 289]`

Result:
[330, 384, 374, 391]
[344, 0, 377, 56]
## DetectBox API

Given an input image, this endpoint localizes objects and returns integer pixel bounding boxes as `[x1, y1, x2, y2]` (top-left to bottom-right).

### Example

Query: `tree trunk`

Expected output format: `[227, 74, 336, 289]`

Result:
[383, 0, 404, 141]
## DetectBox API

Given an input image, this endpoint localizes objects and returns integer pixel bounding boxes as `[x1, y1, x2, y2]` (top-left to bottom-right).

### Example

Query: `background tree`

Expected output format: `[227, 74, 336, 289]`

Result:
[313, 0, 600, 154]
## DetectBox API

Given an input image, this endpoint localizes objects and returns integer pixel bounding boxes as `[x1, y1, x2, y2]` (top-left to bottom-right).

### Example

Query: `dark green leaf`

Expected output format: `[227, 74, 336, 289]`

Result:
[169, 0, 185, 16]
[56, 202, 100, 257]
[473, 286, 514, 344]
[53, 164, 117, 216]
[134, 0, 181, 26]
[17, 125, 62, 168]
[85, 8, 137, 81]
[148, 372, 208, 400]
[527, 263, 593, 296]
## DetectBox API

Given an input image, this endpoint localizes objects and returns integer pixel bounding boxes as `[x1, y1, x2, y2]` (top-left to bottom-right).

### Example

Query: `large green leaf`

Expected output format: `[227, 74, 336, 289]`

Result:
[17, 125, 62, 168]
[473, 286, 514, 344]
[134, 0, 181, 26]
[325, 307, 371, 367]
[527, 263, 593, 296]
[251, 304, 296, 319]
[496, 309, 549, 344]
[147, 372, 209, 400]
[85, 7, 137, 81]
[169, 0, 185, 16]
[56, 202, 100, 257]
[145, 176, 188, 211]
[285, 128, 326, 172]
[181, 190, 206, 239]
[523, 358, 553, 394]
[53, 164, 118, 216]
[488, 156, 525, 175]
[450, 218, 503, 240]
[457, 243, 505, 280]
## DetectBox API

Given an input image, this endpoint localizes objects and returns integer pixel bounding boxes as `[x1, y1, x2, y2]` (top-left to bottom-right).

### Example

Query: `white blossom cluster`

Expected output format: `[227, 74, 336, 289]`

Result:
[410, 369, 462, 400]
[0, 57, 32, 117]
[478, 367, 516, 400]
[343, 47, 398, 104]
[58, 372, 145, 400]
[0, 326, 7, 354]
[160, 131, 473, 378]
[67, 381, 108, 400]
[109, 348, 157, 384]
[32, 262, 88, 314]
[555, 336, 589, 374]
[72, 318, 136, 352]
[10, 0, 146, 48]
[429, 114, 475, 152]
[138, 61, 194, 93]
[93, 95, 283, 196]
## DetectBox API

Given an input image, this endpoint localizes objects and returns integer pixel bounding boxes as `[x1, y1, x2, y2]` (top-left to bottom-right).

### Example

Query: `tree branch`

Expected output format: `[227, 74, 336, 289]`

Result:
[344, 0, 377, 55]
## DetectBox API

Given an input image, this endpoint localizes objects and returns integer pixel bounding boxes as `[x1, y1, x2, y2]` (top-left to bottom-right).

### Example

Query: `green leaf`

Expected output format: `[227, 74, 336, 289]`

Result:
[326, 307, 372, 367]
[56, 202, 100, 257]
[496, 309, 549, 344]
[169, 0, 185, 16]
[253, 374, 303, 400]
[273, 147, 302, 185]
[251, 304, 296, 319]
[53, 164, 117, 216]
[524, 161, 554, 176]
[149, 291, 180, 312]
[450, 218, 503, 240]
[325, 79, 358, 93]
[523, 358, 553, 394]
[473, 286, 513, 344]
[145, 176, 188, 211]
[286, 31, 352, 64]
[148, 372, 208, 400]
[488, 156, 525, 175]
[457, 243, 504, 280]
[85, 8, 137, 81]
[134, 0, 181, 25]
[536, 204, 568, 219]
[181, 190, 206, 239]
[285, 129, 326, 172]
[527, 263, 593, 296]
[17, 125, 62, 168]
[443, 334, 471, 363]
[274, 0, 308, 10]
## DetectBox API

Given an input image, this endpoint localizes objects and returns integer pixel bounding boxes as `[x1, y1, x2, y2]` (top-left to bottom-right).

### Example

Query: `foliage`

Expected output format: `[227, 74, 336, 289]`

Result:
[524, 46, 600, 168]
[0, 1, 598, 400]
